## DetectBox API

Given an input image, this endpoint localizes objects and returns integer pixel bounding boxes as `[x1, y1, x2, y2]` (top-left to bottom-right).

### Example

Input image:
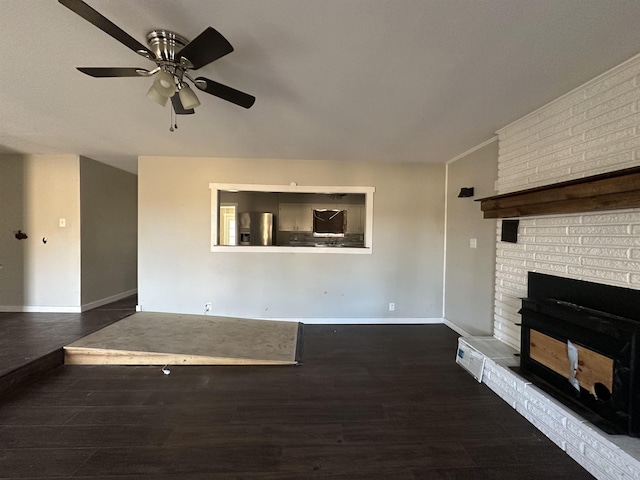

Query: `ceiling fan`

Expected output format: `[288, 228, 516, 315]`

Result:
[58, 0, 255, 118]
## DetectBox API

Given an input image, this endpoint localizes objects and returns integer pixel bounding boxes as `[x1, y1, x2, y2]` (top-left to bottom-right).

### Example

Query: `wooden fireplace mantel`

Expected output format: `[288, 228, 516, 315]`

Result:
[477, 166, 640, 218]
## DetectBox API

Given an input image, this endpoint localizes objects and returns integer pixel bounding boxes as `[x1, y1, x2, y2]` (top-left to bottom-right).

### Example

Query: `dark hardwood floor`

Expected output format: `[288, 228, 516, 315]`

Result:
[0, 303, 593, 479]
[0, 296, 136, 394]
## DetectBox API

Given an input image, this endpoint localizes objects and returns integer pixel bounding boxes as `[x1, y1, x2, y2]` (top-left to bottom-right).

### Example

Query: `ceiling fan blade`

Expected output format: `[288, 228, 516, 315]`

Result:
[194, 77, 255, 109]
[77, 67, 150, 78]
[171, 95, 195, 115]
[177, 27, 234, 70]
[58, 0, 155, 60]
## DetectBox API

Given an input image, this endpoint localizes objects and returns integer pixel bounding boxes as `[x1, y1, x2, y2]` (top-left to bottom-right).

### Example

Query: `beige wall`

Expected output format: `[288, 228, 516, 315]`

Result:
[0, 154, 81, 310]
[138, 156, 445, 320]
[443, 141, 499, 335]
[80, 157, 138, 306]
[0, 154, 138, 312]
[0, 155, 27, 306]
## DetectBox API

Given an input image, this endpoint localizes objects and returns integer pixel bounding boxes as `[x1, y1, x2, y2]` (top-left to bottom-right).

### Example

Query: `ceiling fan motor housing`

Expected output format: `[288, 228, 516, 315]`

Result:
[146, 30, 189, 64]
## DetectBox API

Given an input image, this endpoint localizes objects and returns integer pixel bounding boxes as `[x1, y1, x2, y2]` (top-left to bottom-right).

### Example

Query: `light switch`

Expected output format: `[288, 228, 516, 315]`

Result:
[470, 238, 477, 248]
[59, 218, 66, 228]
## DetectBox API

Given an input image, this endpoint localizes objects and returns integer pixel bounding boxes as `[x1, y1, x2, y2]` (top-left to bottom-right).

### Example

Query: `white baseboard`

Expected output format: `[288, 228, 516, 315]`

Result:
[443, 318, 473, 337]
[132, 313, 447, 326]
[0, 305, 83, 313]
[81, 289, 137, 312]
[255, 317, 445, 325]
[0, 306, 22, 313]
[0, 289, 137, 313]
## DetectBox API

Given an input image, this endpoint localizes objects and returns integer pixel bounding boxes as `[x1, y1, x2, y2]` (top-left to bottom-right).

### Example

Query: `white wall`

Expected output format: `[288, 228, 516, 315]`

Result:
[80, 157, 138, 307]
[138, 156, 445, 320]
[0, 154, 81, 310]
[494, 54, 640, 349]
[444, 140, 498, 335]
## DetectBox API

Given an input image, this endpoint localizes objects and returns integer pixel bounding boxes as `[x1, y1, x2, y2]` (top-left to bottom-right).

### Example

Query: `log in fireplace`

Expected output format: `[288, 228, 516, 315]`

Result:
[518, 272, 640, 436]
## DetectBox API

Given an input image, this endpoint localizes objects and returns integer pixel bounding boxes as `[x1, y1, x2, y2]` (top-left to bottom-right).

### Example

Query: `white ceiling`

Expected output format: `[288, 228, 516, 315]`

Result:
[3, 1, 640, 174]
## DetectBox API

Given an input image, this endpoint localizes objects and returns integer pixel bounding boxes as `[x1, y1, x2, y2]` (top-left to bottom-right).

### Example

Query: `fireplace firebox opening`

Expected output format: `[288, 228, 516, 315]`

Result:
[517, 272, 640, 436]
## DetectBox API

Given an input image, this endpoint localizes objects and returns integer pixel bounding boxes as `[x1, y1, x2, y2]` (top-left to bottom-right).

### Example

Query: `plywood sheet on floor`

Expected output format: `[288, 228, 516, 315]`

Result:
[64, 312, 301, 365]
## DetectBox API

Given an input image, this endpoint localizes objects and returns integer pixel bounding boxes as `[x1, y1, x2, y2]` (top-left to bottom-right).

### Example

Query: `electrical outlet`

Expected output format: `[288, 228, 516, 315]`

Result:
[204, 302, 212, 312]
[389, 303, 395, 311]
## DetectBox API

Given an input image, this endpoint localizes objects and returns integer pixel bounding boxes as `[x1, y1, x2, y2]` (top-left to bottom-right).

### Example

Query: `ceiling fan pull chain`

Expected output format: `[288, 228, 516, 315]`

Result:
[174, 104, 178, 130]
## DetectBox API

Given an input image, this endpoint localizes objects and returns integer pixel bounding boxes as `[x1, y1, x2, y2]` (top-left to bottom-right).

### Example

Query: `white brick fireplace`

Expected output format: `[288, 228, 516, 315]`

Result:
[457, 52, 640, 480]
[493, 54, 640, 350]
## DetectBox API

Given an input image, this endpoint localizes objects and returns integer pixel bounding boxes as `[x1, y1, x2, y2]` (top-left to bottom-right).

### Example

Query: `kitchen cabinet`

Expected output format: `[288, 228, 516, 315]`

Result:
[346, 205, 364, 233]
[278, 203, 312, 232]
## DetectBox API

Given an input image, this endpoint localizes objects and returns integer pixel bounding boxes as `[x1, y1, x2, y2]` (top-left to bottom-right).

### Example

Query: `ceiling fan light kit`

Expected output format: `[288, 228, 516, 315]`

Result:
[58, 0, 255, 130]
[178, 84, 201, 110]
[146, 83, 169, 107]
[151, 70, 178, 98]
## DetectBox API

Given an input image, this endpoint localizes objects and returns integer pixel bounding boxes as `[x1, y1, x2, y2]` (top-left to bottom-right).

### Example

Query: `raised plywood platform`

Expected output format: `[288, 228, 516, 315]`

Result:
[64, 312, 302, 366]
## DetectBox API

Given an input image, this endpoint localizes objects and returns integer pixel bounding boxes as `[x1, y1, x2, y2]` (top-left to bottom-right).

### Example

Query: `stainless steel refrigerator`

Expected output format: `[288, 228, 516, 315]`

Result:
[238, 212, 274, 246]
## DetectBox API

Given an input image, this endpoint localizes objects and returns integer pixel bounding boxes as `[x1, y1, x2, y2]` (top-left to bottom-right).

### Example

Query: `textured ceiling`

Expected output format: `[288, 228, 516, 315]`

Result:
[3, 0, 640, 173]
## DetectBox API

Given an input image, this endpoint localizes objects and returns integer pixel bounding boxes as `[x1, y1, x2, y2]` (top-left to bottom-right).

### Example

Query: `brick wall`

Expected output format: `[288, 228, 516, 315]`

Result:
[494, 54, 640, 349]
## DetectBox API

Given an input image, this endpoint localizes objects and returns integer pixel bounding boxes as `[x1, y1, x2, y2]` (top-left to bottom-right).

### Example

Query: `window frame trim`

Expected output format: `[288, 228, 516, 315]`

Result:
[209, 183, 375, 254]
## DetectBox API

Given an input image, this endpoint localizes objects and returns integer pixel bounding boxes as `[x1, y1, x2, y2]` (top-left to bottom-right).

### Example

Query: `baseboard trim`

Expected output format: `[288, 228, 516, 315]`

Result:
[0, 305, 83, 313]
[0, 306, 25, 313]
[256, 317, 445, 325]
[0, 289, 137, 313]
[81, 289, 138, 312]
[443, 318, 473, 337]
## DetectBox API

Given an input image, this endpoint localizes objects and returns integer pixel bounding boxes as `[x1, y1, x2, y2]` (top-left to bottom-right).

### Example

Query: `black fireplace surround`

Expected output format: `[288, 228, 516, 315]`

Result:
[518, 272, 640, 436]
